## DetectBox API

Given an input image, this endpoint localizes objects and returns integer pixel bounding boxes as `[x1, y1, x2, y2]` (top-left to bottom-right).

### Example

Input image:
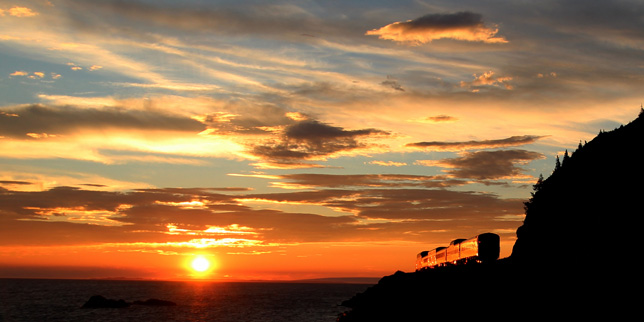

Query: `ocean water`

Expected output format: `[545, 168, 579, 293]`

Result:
[0, 279, 370, 322]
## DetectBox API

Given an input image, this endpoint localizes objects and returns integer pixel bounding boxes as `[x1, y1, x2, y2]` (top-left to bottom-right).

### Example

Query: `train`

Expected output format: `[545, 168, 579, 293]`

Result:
[415, 233, 500, 271]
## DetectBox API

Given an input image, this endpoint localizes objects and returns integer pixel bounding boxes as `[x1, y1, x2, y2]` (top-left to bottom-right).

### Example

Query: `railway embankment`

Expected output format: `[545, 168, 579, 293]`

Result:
[338, 109, 643, 321]
[337, 257, 629, 320]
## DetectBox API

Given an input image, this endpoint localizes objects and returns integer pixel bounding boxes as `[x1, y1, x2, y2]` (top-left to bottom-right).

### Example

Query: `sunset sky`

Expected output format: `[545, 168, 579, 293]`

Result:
[1, 0, 642, 281]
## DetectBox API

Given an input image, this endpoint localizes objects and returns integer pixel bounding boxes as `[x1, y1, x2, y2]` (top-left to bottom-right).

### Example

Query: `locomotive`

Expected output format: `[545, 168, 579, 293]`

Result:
[415, 233, 500, 271]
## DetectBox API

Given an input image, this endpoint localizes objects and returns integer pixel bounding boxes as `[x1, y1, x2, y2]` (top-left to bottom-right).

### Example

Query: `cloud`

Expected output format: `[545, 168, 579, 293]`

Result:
[244, 188, 524, 224]
[1, 7, 38, 17]
[368, 160, 407, 167]
[67, 62, 82, 71]
[0, 180, 33, 187]
[381, 75, 404, 91]
[406, 135, 544, 151]
[0, 178, 523, 247]
[0, 185, 357, 245]
[0, 171, 153, 193]
[199, 105, 299, 136]
[249, 120, 390, 168]
[0, 103, 247, 163]
[9, 71, 55, 80]
[425, 115, 457, 123]
[0, 104, 205, 139]
[460, 71, 513, 90]
[64, 0, 342, 41]
[366, 12, 508, 45]
[422, 149, 545, 180]
[266, 173, 467, 189]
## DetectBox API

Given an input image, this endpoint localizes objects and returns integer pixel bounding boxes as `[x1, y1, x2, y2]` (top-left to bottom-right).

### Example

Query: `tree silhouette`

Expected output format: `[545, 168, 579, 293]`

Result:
[553, 155, 561, 172]
[562, 149, 570, 166]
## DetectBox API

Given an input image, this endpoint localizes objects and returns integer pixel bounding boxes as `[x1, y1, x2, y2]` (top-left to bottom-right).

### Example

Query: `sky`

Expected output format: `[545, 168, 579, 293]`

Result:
[1, 0, 642, 281]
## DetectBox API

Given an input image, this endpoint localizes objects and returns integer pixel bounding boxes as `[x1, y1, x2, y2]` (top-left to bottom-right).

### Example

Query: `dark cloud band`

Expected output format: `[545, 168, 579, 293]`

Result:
[406, 135, 544, 151]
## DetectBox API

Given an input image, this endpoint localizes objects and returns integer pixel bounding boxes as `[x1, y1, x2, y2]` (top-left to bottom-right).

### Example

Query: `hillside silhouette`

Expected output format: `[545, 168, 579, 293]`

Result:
[512, 109, 643, 265]
[338, 109, 642, 321]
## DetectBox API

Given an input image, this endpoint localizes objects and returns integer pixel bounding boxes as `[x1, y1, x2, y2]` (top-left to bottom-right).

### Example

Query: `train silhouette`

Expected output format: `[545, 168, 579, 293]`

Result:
[415, 233, 500, 271]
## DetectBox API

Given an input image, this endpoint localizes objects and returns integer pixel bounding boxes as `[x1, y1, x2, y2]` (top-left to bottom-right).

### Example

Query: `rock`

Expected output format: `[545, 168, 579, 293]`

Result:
[81, 295, 130, 308]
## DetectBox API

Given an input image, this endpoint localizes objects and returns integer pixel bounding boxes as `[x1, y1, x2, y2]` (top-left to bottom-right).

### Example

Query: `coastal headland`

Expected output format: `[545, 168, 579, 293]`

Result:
[338, 109, 643, 320]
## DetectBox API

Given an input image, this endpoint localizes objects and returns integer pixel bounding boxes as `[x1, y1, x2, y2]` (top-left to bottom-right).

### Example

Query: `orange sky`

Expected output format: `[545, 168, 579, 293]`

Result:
[1, 0, 642, 281]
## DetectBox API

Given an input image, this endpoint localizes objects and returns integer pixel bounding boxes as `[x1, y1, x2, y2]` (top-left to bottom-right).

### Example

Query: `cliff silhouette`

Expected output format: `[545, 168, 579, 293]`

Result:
[512, 109, 643, 265]
[338, 109, 643, 321]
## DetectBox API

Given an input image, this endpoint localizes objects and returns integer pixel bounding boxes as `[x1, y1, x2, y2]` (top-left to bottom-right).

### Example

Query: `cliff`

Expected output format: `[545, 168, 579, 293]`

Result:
[512, 109, 643, 266]
[338, 109, 643, 321]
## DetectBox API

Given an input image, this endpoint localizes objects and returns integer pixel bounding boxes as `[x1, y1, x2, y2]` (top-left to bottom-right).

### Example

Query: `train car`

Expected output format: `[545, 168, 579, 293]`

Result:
[427, 247, 445, 267]
[416, 251, 429, 271]
[415, 247, 447, 271]
[446, 238, 466, 264]
[414, 233, 500, 271]
[434, 247, 447, 267]
[461, 232, 500, 264]
[421, 253, 430, 269]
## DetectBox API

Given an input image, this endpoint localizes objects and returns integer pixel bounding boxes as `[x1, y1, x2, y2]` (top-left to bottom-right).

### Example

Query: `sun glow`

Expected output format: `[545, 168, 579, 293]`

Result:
[183, 254, 218, 279]
[191, 256, 211, 272]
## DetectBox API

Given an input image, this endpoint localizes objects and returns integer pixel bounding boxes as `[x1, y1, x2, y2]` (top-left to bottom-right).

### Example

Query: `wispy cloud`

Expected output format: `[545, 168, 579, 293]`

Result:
[424, 115, 458, 123]
[265, 173, 466, 189]
[64, 0, 359, 42]
[9, 71, 28, 76]
[0, 178, 523, 248]
[0, 103, 247, 163]
[0, 6, 38, 17]
[368, 160, 407, 167]
[460, 71, 514, 90]
[0, 104, 204, 139]
[406, 135, 544, 151]
[419, 149, 545, 180]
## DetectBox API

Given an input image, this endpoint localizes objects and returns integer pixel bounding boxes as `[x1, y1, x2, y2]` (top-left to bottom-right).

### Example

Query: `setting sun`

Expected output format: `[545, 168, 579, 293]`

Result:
[191, 256, 211, 273]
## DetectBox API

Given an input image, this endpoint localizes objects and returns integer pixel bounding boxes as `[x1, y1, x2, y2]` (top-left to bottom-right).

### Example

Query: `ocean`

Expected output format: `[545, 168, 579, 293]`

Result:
[0, 279, 371, 322]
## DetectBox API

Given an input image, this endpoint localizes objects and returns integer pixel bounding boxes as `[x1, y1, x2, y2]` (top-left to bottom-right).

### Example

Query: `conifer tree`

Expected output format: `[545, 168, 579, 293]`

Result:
[524, 174, 544, 214]
[533, 174, 544, 193]
[554, 155, 561, 172]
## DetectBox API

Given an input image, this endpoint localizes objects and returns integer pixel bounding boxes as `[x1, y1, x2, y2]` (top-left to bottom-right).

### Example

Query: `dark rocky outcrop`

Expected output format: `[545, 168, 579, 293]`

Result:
[338, 109, 643, 321]
[81, 295, 130, 309]
[81, 295, 176, 309]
